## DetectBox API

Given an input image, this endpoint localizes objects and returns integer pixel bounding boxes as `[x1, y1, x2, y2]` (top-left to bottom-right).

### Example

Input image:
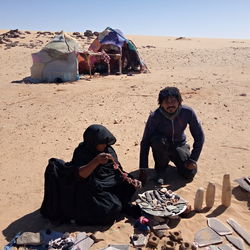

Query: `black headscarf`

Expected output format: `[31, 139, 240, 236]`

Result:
[70, 124, 124, 189]
[83, 124, 116, 154]
[71, 124, 117, 167]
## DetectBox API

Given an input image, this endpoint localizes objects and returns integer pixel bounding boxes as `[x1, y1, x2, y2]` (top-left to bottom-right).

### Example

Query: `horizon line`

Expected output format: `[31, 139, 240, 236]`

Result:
[0, 28, 250, 40]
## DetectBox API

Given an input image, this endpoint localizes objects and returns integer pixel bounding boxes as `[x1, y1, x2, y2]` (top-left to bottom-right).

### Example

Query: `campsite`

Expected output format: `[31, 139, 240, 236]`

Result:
[0, 27, 250, 249]
[29, 27, 148, 83]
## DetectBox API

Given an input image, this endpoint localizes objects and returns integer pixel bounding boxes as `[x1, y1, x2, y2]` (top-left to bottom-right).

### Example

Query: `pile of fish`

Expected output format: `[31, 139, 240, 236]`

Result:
[136, 188, 187, 217]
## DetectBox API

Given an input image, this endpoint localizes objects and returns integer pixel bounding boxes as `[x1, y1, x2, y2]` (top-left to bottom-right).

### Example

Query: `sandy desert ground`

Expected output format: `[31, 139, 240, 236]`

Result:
[0, 29, 249, 249]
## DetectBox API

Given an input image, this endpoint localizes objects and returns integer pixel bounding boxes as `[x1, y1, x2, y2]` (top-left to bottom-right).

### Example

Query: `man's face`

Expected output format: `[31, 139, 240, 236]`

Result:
[161, 97, 179, 114]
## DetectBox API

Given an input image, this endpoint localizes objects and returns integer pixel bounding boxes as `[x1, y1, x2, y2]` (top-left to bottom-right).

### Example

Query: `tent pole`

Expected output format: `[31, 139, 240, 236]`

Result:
[119, 51, 122, 74]
[107, 62, 110, 75]
[87, 54, 92, 78]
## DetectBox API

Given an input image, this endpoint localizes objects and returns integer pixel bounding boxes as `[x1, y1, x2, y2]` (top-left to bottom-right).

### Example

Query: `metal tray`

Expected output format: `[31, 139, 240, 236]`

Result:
[136, 188, 187, 217]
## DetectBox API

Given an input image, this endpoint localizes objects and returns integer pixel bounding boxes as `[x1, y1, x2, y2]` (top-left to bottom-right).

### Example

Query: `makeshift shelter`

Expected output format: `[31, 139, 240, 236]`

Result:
[31, 32, 80, 83]
[78, 27, 148, 75]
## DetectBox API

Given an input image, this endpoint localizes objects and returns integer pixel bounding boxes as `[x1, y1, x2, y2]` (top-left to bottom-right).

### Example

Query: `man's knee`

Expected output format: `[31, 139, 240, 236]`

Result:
[175, 144, 190, 162]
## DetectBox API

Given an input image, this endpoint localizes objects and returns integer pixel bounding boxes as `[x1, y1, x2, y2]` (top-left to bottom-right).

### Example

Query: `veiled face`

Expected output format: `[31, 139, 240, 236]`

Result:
[96, 144, 107, 152]
[161, 96, 179, 114]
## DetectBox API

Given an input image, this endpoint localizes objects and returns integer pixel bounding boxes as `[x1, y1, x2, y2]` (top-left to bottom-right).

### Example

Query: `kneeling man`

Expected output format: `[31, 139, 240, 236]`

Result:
[139, 87, 205, 184]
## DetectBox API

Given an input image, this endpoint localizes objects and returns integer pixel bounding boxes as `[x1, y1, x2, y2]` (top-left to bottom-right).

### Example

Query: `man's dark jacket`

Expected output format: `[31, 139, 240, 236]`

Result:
[139, 105, 205, 168]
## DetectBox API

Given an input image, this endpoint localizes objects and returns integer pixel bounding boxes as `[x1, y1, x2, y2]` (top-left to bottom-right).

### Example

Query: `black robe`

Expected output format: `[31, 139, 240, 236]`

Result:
[70, 124, 136, 225]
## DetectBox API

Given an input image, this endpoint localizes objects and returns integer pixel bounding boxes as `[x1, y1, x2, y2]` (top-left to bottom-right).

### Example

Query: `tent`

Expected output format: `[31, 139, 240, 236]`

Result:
[30, 32, 80, 83]
[78, 27, 148, 75]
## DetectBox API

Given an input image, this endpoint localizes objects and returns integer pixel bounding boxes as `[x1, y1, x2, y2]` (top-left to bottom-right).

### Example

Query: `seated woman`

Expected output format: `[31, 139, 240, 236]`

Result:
[70, 124, 142, 225]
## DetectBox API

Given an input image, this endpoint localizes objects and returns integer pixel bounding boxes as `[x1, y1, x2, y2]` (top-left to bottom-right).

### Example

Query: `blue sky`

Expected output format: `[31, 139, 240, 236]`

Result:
[1, 0, 250, 39]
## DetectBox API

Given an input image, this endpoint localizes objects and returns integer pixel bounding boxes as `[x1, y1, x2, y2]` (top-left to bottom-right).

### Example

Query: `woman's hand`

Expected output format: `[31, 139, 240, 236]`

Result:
[95, 153, 112, 164]
[79, 153, 112, 179]
[132, 179, 142, 189]
[121, 172, 142, 189]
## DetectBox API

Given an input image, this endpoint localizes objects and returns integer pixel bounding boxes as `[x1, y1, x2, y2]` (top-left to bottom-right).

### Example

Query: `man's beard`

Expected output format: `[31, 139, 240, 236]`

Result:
[166, 106, 177, 114]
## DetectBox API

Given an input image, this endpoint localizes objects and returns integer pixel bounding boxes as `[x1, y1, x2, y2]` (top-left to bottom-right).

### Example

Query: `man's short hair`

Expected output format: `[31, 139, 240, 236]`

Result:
[158, 87, 183, 105]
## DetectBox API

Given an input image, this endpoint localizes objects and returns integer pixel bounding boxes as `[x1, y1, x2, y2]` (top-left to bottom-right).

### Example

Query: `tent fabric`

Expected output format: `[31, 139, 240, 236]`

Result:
[88, 27, 149, 74]
[88, 38, 102, 52]
[44, 33, 80, 53]
[30, 32, 80, 83]
[99, 30, 126, 48]
[78, 51, 110, 75]
[96, 27, 127, 49]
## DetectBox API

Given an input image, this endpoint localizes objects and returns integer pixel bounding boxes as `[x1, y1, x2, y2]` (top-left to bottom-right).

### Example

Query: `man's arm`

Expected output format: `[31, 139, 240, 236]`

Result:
[189, 110, 205, 163]
[139, 113, 158, 169]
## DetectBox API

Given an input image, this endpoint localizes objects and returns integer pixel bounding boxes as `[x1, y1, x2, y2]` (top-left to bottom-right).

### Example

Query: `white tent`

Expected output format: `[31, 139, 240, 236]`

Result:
[31, 32, 81, 83]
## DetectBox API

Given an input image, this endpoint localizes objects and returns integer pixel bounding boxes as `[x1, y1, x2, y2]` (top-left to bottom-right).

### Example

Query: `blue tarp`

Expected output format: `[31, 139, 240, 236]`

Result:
[100, 28, 127, 48]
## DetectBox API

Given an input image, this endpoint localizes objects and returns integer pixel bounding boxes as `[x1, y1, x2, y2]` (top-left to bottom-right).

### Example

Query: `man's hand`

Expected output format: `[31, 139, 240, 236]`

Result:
[139, 169, 148, 186]
[185, 160, 197, 170]
[95, 153, 112, 164]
